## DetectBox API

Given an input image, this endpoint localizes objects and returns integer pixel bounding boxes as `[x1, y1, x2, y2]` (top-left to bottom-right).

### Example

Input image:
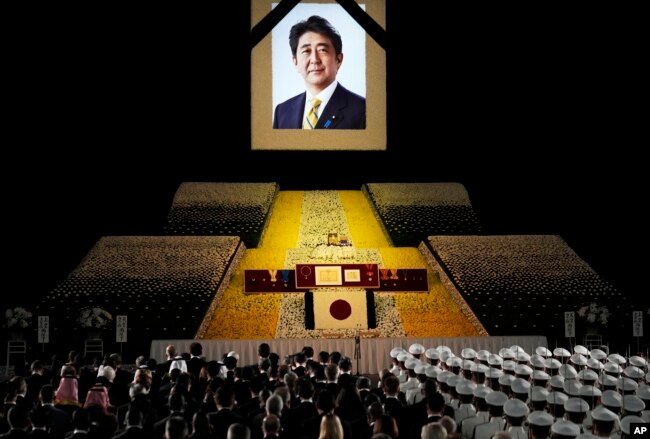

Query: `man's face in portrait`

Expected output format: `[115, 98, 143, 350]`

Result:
[293, 31, 343, 94]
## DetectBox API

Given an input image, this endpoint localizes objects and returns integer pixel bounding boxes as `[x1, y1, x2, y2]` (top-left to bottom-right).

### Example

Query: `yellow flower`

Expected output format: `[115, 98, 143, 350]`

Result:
[380, 247, 481, 337]
[339, 191, 390, 248]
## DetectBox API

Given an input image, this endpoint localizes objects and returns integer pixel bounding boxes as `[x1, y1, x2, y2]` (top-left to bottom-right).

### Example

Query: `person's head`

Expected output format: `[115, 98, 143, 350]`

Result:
[7, 405, 31, 431]
[258, 342, 271, 358]
[165, 416, 188, 439]
[421, 422, 447, 439]
[439, 416, 456, 436]
[227, 422, 251, 439]
[190, 342, 203, 357]
[263, 414, 281, 436]
[319, 412, 344, 439]
[290, 15, 343, 95]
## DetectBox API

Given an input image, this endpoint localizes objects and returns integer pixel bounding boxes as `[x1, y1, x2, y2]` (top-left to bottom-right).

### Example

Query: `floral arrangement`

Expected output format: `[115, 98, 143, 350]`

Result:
[77, 307, 113, 329]
[203, 189, 480, 339]
[577, 303, 610, 326]
[4, 307, 32, 328]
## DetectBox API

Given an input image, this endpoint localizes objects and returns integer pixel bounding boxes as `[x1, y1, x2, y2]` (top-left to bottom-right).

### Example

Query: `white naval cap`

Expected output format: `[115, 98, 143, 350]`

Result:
[509, 345, 526, 354]
[456, 380, 477, 395]
[488, 354, 504, 367]
[553, 347, 572, 358]
[544, 358, 562, 371]
[622, 395, 646, 413]
[589, 348, 607, 360]
[437, 370, 454, 384]
[546, 391, 569, 406]
[227, 351, 239, 360]
[629, 355, 647, 368]
[473, 385, 493, 399]
[446, 375, 461, 388]
[636, 385, 650, 401]
[511, 377, 531, 394]
[504, 398, 529, 417]
[414, 364, 427, 375]
[390, 347, 405, 358]
[447, 356, 463, 368]
[563, 380, 583, 396]
[601, 389, 622, 408]
[515, 351, 531, 363]
[598, 374, 618, 388]
[461, 348, 477, 359]
[531, 386, 550, 402]
[535, 346, 553, 357]
[425, 348, 440, 360]
[440, 351, 453, 363]
[405, 358, 420, 370]
[409, 343, 425, 355]
[474, 363, 490, 374]
[476, 349, 491, 362]
[502, 360, 516, 372]
[558, 364, 578, 380]
[608, 353, 627, 365]
[624, 365, 645, 379]
[551, 419, 580, 437]
[486, 367, 503, 379]
[462, 359, 475, 371]
[425, 365, 441, 378]
[532, 370, 550, 382]
[586, 358, 604, 370]
[498, 373, 515, 386]
[549, 374, 565, 389]
[435, 345, 452, 353]
[573, 345, 589, 356]
[514, 364, 533, 376]
[570, 353, 588, 367]
[564, 397, 590, 413]
[529, 355, 546, 369]
[577, 369, 599, 382]
[527, 411, 554, 427]
[397, 352, 413, 363]
[577, 385, 602, 398]
[617, 377, 639, 392]
[590, 405, 618, 422]
[499, 348, 515, 359]
[604, 362, 623, 374]
[485, 390, 509, 406]
[620, 415, 646, 435]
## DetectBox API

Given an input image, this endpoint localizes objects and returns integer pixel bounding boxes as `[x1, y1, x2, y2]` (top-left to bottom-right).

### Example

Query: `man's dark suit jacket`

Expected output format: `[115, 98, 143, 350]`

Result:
[273, 83, 366, 129]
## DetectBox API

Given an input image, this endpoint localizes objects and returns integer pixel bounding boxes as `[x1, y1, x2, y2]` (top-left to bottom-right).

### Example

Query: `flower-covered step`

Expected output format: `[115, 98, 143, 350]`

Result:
[164, 182, 279, 248]
[363, 183, 481, 246]
[38, 236, 244, 348]
[424, 235, 632, 338]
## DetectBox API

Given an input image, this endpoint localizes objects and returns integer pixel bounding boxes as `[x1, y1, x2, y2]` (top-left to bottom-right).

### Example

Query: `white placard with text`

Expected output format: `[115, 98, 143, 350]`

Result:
[632, 311, 643, 337]
[564, 312, 575, 338]
[38, 316, 49, 343]
[116, 315, 127, 343]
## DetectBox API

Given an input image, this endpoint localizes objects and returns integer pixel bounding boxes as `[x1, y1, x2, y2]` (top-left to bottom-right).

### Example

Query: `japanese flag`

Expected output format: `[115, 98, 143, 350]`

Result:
[313, 288, 368, 329]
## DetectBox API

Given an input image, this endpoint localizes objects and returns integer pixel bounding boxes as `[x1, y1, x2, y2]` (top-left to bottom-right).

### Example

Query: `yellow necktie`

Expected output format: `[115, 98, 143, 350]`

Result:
[303, 98, 322, 129]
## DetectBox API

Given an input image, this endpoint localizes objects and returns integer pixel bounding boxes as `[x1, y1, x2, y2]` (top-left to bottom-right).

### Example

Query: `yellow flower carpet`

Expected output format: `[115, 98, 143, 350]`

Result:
[202, 190, 481, 339]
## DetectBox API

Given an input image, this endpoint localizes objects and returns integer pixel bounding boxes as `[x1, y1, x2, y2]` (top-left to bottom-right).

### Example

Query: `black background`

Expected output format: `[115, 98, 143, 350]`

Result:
[5, 3, 646, 316]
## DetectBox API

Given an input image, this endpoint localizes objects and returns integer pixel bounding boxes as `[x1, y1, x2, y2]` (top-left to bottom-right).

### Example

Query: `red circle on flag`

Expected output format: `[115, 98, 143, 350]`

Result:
[330, 300, 352, 320]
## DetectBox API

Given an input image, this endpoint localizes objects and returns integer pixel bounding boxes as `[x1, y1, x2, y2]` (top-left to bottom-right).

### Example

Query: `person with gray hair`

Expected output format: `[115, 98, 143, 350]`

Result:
[421, 422, 448, 439]
[253, 393, 285, 435]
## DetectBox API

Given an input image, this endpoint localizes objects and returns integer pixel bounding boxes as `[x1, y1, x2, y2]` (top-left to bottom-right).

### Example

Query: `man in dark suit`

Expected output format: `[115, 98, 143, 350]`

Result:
[273, 15, 365, 130]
